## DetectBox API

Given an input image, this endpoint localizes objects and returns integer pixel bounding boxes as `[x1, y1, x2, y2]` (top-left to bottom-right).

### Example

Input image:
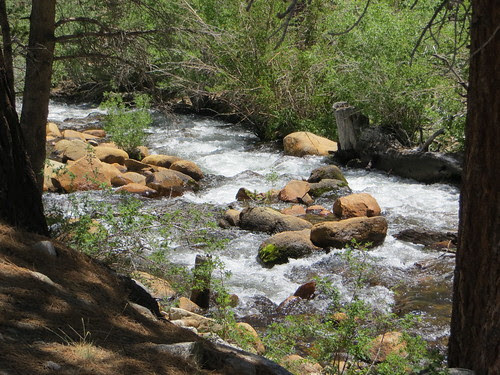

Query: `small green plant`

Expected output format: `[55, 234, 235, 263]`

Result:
[100, 92, 152, 157]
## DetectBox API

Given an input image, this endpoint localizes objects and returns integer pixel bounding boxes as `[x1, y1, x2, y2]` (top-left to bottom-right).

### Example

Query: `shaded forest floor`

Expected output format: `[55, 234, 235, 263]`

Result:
[0, 224, 224, 375]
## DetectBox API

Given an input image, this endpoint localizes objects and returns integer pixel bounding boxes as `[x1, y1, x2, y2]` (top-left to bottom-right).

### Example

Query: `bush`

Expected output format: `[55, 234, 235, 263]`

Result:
[100, 92, 152, 157]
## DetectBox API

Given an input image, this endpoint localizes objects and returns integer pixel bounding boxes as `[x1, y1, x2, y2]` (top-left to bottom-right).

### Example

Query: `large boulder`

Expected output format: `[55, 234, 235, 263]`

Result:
[283, 132, 338, 157]
[146, 169, 193, 197]
[142, 154, 182, 168]
[100, 162, 122, 181]
[124, 158, 153, 172]
[310, 216, 388, 249]
[258, 229, 320, 266]
[83, 129, 106, 138]
[53, 139, 92, 162]
[94, 146, 129, 165]
[62, 129, 91, 141]
[307, 165, 347, 183]
[51, 155, 111, 192]
[111, 172, 147, 187]
[309, 179, 350, 198]
[278, 180, 310, 203]
[170, 160, 204, 181]
[240, 207, 312, 234]
[333, 193, 381, 219]
[46, 122, 62, 138]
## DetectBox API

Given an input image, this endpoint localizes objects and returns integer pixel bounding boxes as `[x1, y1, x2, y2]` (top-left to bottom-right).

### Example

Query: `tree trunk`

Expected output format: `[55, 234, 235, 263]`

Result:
[448, 0, 500, 373]
[332, 102, 368, 151]
[0, 0, 14, 102]
[0, 52, 48, 236]
[20, 0, 56, 189]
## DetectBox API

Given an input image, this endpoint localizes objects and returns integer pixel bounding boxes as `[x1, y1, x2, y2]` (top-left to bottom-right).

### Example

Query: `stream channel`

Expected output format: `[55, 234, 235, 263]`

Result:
[44, 102, 460, 350]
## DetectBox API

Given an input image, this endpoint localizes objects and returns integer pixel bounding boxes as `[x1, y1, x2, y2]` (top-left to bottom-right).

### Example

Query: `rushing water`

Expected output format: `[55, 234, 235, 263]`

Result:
[45, 102, 460, 342]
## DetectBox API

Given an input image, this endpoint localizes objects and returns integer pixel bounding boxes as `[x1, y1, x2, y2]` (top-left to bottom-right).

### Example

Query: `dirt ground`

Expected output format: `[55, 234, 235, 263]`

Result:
[0, 224, 224, 375]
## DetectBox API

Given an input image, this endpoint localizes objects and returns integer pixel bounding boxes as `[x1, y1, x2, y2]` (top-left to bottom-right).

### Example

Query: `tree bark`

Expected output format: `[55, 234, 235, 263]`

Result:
[448, 0, 500, 373]
[0, 0, 14, 102]
[0, 51, 48, 235]
[20, 0, 56, 189]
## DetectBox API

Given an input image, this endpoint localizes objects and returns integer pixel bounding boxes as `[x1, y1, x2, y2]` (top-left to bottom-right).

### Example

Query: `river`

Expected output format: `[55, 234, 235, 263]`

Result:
[45, 102, 459, 345]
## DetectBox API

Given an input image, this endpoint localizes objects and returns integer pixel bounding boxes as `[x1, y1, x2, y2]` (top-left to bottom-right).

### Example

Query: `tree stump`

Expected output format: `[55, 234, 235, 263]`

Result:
[332, 102, 369, 151]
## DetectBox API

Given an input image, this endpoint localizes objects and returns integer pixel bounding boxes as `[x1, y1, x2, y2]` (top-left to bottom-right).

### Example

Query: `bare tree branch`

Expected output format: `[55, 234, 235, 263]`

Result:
[56, 29, 164, 43]
[329, 0, 372, 37]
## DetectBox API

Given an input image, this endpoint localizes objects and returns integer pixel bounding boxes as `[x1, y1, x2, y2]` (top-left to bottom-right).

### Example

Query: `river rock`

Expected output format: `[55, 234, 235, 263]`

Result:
[62, 129, 93, 141]
[235, 322, 266, 355]
[258, 229, 319, 266]
[170, 160, 204, 181]
[133, 271, 175, 299]
[124, 158, 153, 172]
[46, 122, 62, 138]
[293, 281, 316, 299]
[112, 172, 147, 187]
[142, 154, 182, 168]
[310, 216, 388, 249]
[94, 146, 129, 165]
[333, 193, 381, 219]
[278, 180, 310, 203]
[282, 355, 323, 375]
[306, 205, 331, 216]
[53, 139, 92, 162]
[283, 131, 338, 157]
[281, 205, 306, 216]
[394, 228, 457, 248]
[309, 179, 350, 198]
[116, 183, 158, 197]
[146, 169, 189, 197]
[101, 162, 122, 181]
[240, 207, 312, 234]
[83, 129, 106, 138]
[307, 165, 347, 183]
[178, 297, 201, 313]
[43, 160, 65, 191]
[369, 331, 406, 363]
[51, 155, 111, 192]
[225, 209, 241, 226]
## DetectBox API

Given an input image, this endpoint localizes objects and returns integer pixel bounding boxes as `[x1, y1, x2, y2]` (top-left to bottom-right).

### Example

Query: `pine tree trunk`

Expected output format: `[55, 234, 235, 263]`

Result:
[0, 53, 48, 235]
[448, 0, 500, 373]
[20, 0, 56, 189]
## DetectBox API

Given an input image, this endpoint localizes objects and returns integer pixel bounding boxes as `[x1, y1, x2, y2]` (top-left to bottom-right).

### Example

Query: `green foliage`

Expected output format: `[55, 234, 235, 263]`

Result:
[100, 92, 152, 156]
[259, 244, 279, 264]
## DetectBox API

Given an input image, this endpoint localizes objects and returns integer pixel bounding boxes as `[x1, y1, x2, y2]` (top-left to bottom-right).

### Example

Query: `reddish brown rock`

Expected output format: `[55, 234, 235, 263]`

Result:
[83, 129, 106, 138]
[293, 281, 316, 300]
[51, 155, 111, 192]
[142, 154, 182, 168]
[311, 216, 388, 249]
[369, 331, 407, 363]
[278, 180, 310, 203]
[333, 193, 381, 219]
[94, 146, 129, 165]
[281, 205, 306, 216]
[170, 160, 204, 181]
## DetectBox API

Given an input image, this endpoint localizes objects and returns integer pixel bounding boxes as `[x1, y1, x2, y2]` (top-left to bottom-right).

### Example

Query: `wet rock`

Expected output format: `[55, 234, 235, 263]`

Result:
[333, 193, 381, 219]
[369, 331, 406, 363]
[310, 216, 388, 249]
[240, 207, 312, 234]
[277, 296, 301, 311]
[116, 183, 158, 197]
[170, 160, 204, 181]
[306, 205, 331, 216]
[224, 209, 241, 227]
[394, 228, 457, 248]
[307, 165, 347, 183]
[283, 131, 338, 157]
[236, 187, 254, 201]
[258, 229, 319, 266]
[309, 179, 350, 198]
[281, 205, 306, 216]
[293, 280, 316, 299]
[142, 154, 182, 168]
[51, 155, 111, 192]
[278, 180, 310, 203]
[94, 146, 129, 165]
